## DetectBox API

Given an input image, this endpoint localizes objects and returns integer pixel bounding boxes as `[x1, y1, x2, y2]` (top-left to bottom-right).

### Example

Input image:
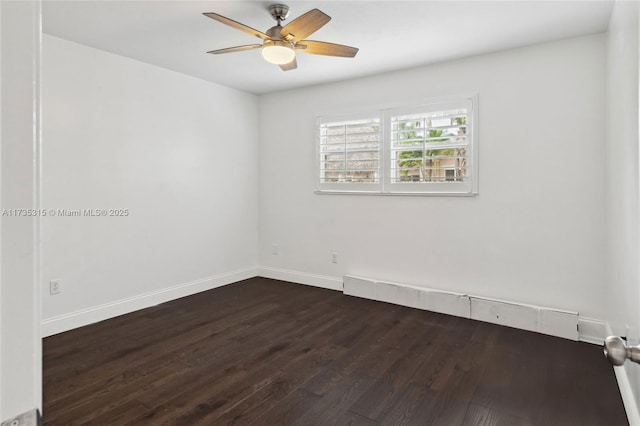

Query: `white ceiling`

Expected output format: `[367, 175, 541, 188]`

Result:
[42, 1, 614, 95]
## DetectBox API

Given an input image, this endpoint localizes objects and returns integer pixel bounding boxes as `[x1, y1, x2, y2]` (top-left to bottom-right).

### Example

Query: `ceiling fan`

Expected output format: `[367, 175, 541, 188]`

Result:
[203, 4, 359, 71]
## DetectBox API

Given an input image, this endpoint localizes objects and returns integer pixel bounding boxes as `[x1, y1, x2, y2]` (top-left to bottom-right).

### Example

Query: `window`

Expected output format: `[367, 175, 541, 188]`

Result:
[316, 95, 477, 195]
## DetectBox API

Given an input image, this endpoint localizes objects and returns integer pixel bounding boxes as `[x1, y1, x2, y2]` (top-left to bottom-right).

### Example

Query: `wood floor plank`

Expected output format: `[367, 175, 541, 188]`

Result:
[209, 344, 348, 425]
[249, 388, 322, 426]
[43, 277, 627, 425]
[348, 333, 438, 420]
[289, 372, 375, 426]
[462, 403, 535, 426]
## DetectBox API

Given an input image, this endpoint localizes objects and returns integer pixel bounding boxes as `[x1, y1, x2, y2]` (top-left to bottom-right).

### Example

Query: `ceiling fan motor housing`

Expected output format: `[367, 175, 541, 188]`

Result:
[266, 26, 285, 41]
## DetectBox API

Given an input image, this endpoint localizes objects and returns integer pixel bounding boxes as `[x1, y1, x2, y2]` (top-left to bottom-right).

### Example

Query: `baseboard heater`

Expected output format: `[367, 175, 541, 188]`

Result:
[343, 275, 579, 341]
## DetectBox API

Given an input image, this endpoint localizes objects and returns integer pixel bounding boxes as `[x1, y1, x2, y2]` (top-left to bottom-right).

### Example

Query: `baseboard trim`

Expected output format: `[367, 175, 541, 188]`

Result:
[578, 317, 607, 345]
[41, 265, 610, 346]
[41, 266, 340, 337]
[257, 266, 343, 291]
[606, 324, 640, 425]
[41, 267, 258, 337]
[616, 366, 640, 426]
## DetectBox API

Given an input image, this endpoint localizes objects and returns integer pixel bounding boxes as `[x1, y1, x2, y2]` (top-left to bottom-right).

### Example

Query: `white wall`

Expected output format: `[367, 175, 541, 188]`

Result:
[42, 36, 259, 325]
[258, 34, 607, 319]
[1, 0, 42, 420]
[605, 0, 640, 415]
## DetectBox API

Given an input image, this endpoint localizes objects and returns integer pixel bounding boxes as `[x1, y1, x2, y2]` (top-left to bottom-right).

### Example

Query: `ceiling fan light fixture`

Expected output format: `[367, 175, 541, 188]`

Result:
[261, 40, 295, 65]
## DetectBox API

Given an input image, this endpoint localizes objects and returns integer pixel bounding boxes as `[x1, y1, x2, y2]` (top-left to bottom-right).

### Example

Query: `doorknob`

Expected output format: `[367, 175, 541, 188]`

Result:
[603, 336, 640, 366]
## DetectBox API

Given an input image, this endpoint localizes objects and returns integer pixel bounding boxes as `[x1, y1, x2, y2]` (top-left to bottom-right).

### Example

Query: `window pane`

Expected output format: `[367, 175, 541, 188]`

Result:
[390, 108, 469, 183]
[320, 117, 381, 184]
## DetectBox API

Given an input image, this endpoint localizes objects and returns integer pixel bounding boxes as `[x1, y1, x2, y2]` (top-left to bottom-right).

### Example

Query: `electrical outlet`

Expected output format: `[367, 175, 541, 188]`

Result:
[49, 279, 61, 295]
[272, 244, 279, 255]
[331, 252, 338, 264]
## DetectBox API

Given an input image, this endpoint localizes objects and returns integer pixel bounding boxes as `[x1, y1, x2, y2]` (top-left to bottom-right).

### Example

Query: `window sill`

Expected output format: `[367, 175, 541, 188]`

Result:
[314, 190, 478, 197]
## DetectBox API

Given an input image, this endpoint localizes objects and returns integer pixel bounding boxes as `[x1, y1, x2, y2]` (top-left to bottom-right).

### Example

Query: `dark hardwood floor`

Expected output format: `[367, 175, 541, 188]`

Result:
[43, 277, 627, 425]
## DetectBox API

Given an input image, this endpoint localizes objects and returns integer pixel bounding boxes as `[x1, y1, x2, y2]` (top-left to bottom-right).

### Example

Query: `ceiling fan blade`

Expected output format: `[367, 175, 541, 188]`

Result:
[280, 9, 331, 41]
[296, 40, 359, 58]
[207, 44, 262, 55]
[279, 57, 297, 72]
[203, 12, 270, 40]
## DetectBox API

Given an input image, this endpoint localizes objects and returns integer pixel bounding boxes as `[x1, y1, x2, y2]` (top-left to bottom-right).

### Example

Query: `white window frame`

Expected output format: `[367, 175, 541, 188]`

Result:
[316, 94, 478, 196]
